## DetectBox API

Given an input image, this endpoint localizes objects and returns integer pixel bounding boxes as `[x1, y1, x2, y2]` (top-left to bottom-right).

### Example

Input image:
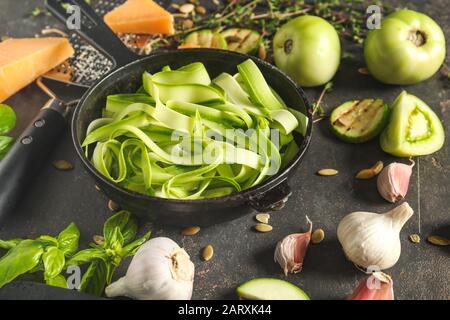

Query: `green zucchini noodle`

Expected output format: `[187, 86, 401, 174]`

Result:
[83, 59, 308, 199]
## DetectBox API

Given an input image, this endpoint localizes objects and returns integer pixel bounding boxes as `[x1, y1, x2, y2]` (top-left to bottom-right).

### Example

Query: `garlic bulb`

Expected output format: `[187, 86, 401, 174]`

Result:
[274, 216, 312, 275]
[377, 161, 414, 203]
[105, 237, 195, 300]
[337, 202, 413, 271]
[349, 272, 394, 300]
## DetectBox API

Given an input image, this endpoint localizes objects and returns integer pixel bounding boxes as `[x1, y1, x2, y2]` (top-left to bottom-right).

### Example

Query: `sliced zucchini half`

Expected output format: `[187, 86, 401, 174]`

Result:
[182, 29, 228, 49]
[329, 98, 389, 143]
[221, 28, 262, 54]
[237, 278, 310, 300]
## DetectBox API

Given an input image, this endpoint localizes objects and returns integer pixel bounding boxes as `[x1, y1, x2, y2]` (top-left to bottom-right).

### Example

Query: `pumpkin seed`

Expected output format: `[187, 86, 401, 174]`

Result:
[52, 160, 74, 171]
[355, 168, 375, 179]
[317, 168, 338, 176]
[182, 226, 200, 236]
[311, 228, 325, 244]
[254, 223, 273, 233]
[427, 235, 450, 246]
[258, 44, 267, 60]
[255, 213, 270, 224]
[108, 200, 120, 212]
[358, 67, 370, 75]
[182, 19, 194, 30]
[195, 5, 206, 15]
[179, 3, 195, 14]
[371, 161, 384, 175]
[409, 234, 421, 244]
[202, 245, 214, 261]
[93, 235, 105, 246]
[356, 161, 384, 179]
[95, 185, 101, 191]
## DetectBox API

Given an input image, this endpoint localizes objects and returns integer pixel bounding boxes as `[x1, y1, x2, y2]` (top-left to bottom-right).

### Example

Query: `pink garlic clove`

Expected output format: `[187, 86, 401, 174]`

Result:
[274, 216, 312, 276]
[377, 161, 414, 203]
[349, 272, 394, 300]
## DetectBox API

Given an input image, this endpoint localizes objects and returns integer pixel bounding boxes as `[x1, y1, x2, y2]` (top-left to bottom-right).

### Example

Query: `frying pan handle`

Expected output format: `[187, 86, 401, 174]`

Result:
[248, 179, 292, 212]
[45, 0, 138, 68]
[0, 100, 67, 220]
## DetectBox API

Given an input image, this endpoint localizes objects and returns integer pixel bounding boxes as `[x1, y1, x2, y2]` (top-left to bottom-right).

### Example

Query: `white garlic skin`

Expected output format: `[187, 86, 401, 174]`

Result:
[105, 237, 194, 300]
[377, 162, 413, 203]
[337, 202, 413, 271]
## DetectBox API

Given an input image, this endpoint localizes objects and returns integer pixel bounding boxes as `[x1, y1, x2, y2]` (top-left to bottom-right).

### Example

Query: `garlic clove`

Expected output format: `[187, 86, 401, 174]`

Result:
[274, 216, 312, 276]
[377, 161, 414, 203]
[349, 272, 394, 300]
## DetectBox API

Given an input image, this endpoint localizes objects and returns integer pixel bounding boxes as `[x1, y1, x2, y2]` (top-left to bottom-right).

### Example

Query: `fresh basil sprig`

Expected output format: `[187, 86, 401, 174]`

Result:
[0, 223, 80, 289]
[67, 211, 151, 296]
[0, 211, 150, 296]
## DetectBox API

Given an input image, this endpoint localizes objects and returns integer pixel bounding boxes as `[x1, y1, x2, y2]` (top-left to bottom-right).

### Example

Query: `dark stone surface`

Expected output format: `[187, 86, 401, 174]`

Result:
[0, 0, 449, 300]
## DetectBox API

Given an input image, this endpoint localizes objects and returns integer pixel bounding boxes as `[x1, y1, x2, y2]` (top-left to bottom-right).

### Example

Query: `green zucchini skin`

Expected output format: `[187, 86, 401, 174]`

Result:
[329, 99, 390, 143]
[380, 91, 445, 156]
[236, 278, 310, 300]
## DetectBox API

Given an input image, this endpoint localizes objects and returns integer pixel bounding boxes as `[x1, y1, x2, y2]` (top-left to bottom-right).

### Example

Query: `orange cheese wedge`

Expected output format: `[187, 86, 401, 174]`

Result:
[104, 0, 174, 35]
[0, 37, 74, 102]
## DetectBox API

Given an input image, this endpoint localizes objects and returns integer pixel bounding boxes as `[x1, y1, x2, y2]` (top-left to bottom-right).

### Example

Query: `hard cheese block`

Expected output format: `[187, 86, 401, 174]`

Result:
[104, 0, 174, 35]
[0, 38, 74, 102]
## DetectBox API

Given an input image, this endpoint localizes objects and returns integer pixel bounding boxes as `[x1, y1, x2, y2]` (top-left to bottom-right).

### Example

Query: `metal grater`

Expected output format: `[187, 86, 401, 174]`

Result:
[58, 0, 173, 85]
[67, 0, 125, 85]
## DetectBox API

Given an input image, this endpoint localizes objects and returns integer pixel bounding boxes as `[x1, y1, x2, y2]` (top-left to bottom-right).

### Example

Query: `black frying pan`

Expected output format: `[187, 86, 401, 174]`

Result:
[25, 0, 313, 226]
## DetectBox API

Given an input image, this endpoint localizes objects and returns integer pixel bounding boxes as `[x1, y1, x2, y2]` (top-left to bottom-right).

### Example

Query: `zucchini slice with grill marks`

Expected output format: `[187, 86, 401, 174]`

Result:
[181, 29, 227, 49]
[330, 98, 389, 143]
[221, 28, 262, 54]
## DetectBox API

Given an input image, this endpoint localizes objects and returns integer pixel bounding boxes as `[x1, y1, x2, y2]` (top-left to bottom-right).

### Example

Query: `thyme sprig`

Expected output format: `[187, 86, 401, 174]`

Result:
[312, 81, 334, 123]
[148, 0, 393, 52]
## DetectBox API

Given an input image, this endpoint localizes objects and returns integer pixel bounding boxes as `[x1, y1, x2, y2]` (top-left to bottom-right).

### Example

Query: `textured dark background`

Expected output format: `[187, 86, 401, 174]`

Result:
[0, 0, 449, 300]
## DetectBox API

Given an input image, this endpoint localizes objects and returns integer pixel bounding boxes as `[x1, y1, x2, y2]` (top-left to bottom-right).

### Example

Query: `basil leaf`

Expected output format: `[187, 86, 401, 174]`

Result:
[45, 274, 67, 289]
[36, 235, 58, 246]
[0, 136, 14, 160]
[0, 239, 23, 251]
[108, 227, 124, 253]
[57, 223, 80, 257]
[66, 248, 106, 267]
[79, 260, 108, 296]
[103, 211, 137, 246]
[42, 247, 65, 279]
[0, 104, 16, 135]
[0, 240, 44, 288]
[122, 231, 151, 257]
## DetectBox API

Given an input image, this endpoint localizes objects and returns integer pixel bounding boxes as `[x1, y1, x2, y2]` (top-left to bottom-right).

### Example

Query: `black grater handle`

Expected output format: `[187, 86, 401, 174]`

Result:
[45, 0, 138, 68]
[0, 100, 67, 220]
